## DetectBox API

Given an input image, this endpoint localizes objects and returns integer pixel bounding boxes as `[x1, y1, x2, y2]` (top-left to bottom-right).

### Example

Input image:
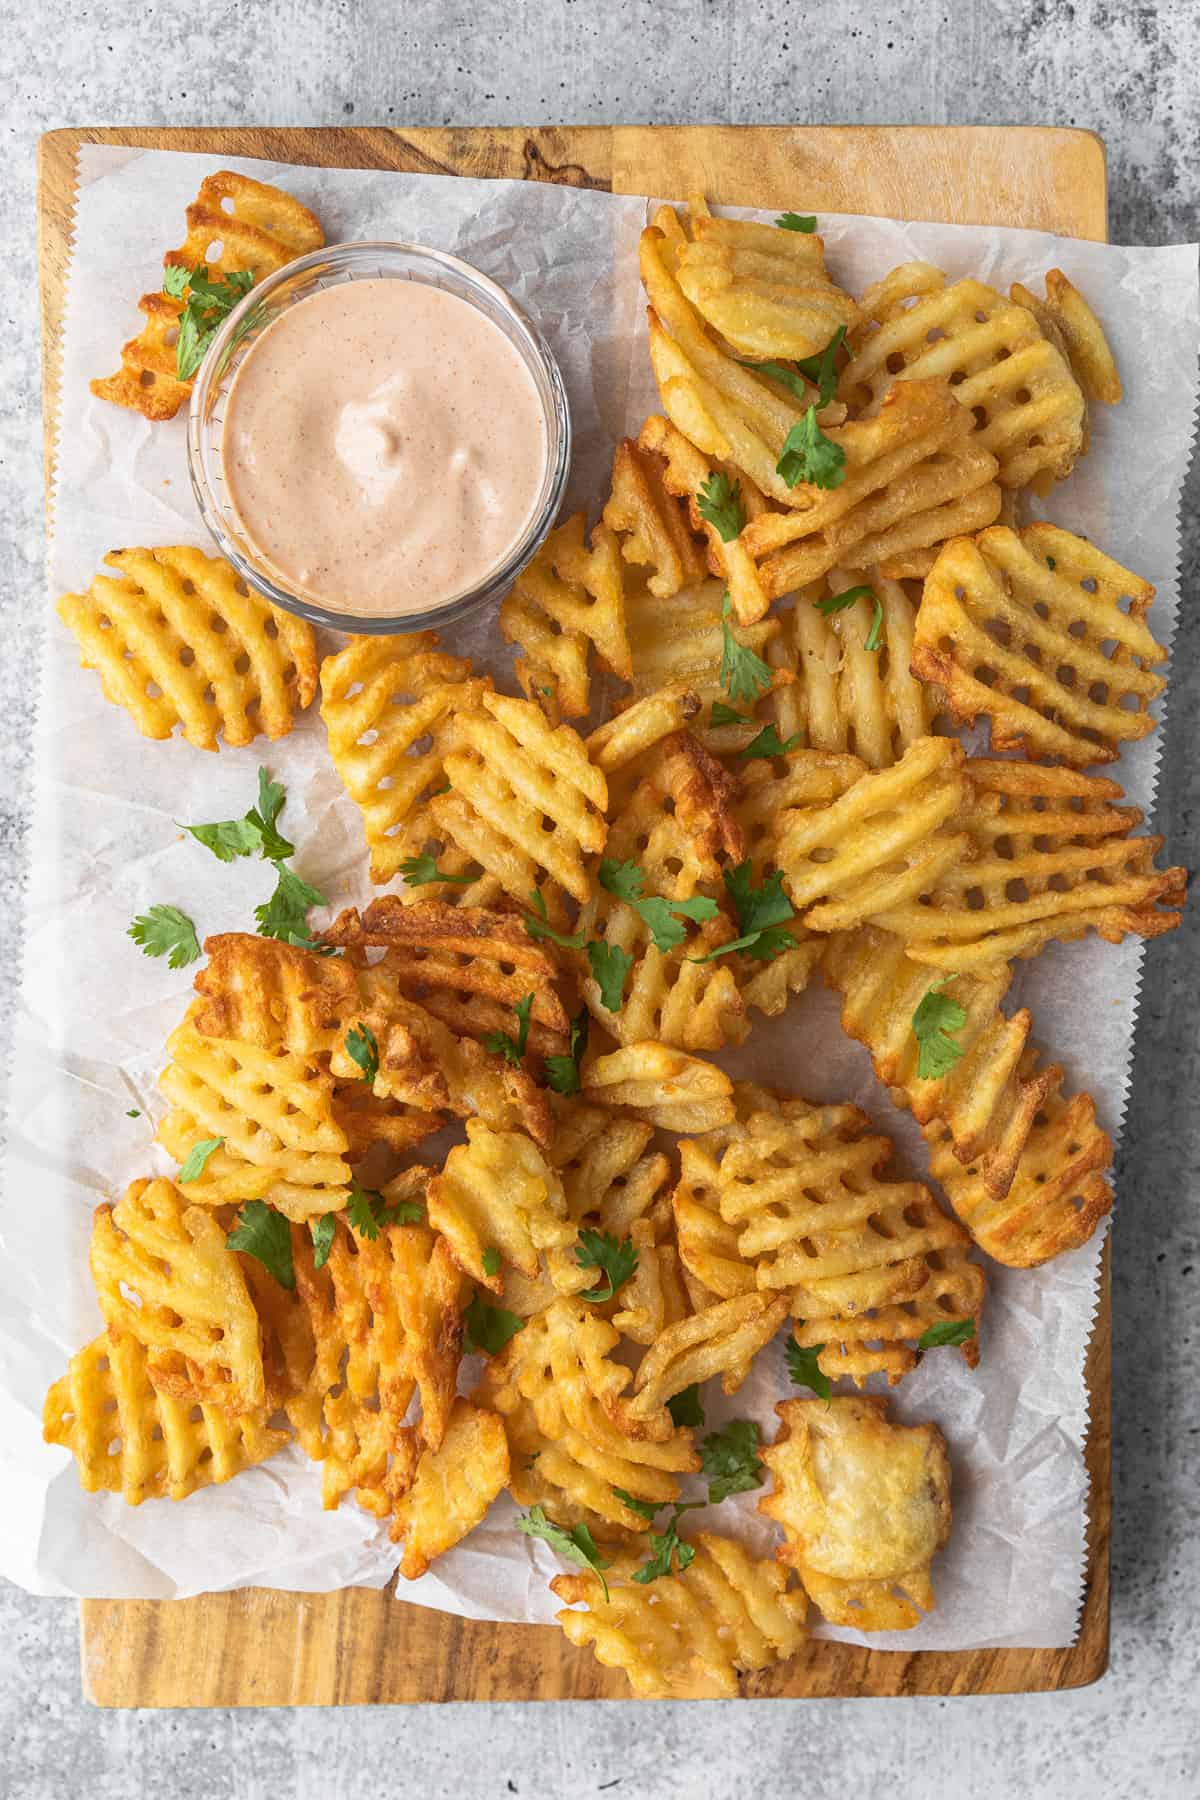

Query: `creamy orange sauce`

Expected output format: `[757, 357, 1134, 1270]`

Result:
[221, 277, 548, 616]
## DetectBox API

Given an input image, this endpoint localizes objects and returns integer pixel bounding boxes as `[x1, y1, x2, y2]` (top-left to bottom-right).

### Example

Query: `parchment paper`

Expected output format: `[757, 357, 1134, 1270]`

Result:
[3, 146, 1196, 1650]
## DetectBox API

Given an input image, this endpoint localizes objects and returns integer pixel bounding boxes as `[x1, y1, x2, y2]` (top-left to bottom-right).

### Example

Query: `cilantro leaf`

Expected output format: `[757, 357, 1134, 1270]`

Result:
[785, 1336, 832, 1401]
[912, 978, 968, 1080]
[776, 212, 817, 232]
[524, 888, 588, 950]
[793, 325, 848, 408]
[631, 893, 720, 954]
[696, 472, 745, 542]
[399, 853, 475, 887]
[740, 722, 802, 760]
[699, 1418, 764, 1503]
[598, 858, 645, 902]
[815, 583, 875, 619]
[719, 594, 773, 704]
[667, 1384, 705, 1428]
[162, 263, 191, 299]
[725, 862, 793, 937]
[632, 1508, 698, 1584]
[182, 817, 265, 863]
[346, 1179, 388, 1240]
[128, 904, 201, 970]
[483, 993, 534, 1067]
[777, 405, 846, 490]
[544, 1006, 589, 1097]
[245, 767, 294, 859]
[749, 358, 810, 400]
[587, 940, 632, 1012]
[864, 594, 885, 653]
[611, 1487, 660, 1523]
[516, 1505, 611, 1602]
[465, 1291, 526, 1356]
[177, 1136, 223, 1182]
[310, 1213, 336, 1270]
[482, 1246, 503, 1279]
[710, 701, 750, 727]
[166, 263, 257, 380]
[255, 861, 327, 944]
[917, 1317, 977, 1351]
[575, 1229, 639, 1303]
[227, 1199, 294, 1290]
[125, 1109, 141, 1119]
[345, 1023, 379, 1085]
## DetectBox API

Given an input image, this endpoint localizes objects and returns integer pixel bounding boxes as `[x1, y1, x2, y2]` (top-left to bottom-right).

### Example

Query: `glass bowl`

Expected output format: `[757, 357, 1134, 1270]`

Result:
[186, 240, 572, 635]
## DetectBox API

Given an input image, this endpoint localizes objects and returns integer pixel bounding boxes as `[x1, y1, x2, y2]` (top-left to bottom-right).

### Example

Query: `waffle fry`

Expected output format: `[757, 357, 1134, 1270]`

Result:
[583, 1043, 736, 1134]
[331, 1083, 445, 1161]
[621, 576, 788, 741]
[767, 568, 933, 766]
[872, 759, 1186, 967]
[57, 545, 318, 751]
[500, 510, 630, 721]
[552, 1531, 808, 1699]
[841, 265, 1086, 488]
[193, 933, 358, 1055]
[431, 690, 608, 908]
[391, 1400, 510, 1577]
[92, 169, 324, 420]
[89, 1177, 265, 1409]
[44, 1328, 288, 1505]
[552, 1107, 673, 1241]
[913, 524, 1165, 766]
[625, 1292, 790, 1436]
[769, 737, 971, 933]
[760, 1396, 952, 1630]
[427, 1120, 573, 1289]
[320, 632, 492, 887]
[1010, 268, 1123, 406]
[603, 435, 710, 601]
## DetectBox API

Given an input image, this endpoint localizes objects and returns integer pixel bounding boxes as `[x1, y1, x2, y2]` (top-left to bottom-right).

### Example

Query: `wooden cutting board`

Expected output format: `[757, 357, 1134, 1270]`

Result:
[37, 123, 1111, 1706]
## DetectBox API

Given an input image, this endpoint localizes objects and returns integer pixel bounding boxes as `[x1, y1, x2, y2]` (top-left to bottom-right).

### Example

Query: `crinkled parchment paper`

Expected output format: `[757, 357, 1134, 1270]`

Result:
[3, 147, 1196, 1650]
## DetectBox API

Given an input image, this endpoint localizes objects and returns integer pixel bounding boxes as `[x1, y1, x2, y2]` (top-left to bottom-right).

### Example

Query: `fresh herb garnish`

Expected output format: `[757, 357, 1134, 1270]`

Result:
[523, 887, 588, 950]
[128, 904, 201, 970]
[255, 862, 327, 944]
[482, 1246, 503, 1279]
[125, 1109, 141, 1119]
[689, 862, 796, 965]
[667, 1384, 705, 1429]
[740, 722, 802, 760]
[516, 1506, 611, 1602]
[816, 583, 874, 619]
[777, 405, 845, 490]
[399, 853, 475, 887]
[183, 767, 294, 864]
[785, 1335, 832, 1401]
[699, 1419, 764, 1503]
[776, 212, 817, 233]
[599, 858, 645, 902]
[864, 595, 885, 652]
[544, 1007, 589, 1097]
[227, 1198, 294, 1290]
[586, 940, 633, 1012]
[345, 1178, 423, 1240]
[710, 701, 750, 727]
[483, 994, 534, 1067]
[912, 977, 968, 1080]
[177, 1136, 223, 1182]
[720, 594, 773, 703]
[165, 263, 256, 380]
[465, 1291, 526, 1356]
[345, 1023, 379, 1085]
[696, 471, 745, 542]
[632, 1507, 698, 1584]
[611, 1487, 660, 1523]
[793, 325, 848, 408]
[310, 1213, 336, 1270]
[917, 1317, 977, 1351]
[575, 1230, 639, 1303]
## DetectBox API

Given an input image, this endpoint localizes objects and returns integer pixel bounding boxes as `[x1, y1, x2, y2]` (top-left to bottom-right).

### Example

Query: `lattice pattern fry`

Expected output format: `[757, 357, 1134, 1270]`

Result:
[624, 1291, 790, 1437]
[192, 932, 359, 1055]
[57, 545, 318, 750]
[391, 1399, 510, 1576]
[500, 510, 630, 721]
[427, 1120, 573, 1288]
[583, 1043, 736, 1135]
[1010, 268, 1122, 406]
[602, 434, 710, 601]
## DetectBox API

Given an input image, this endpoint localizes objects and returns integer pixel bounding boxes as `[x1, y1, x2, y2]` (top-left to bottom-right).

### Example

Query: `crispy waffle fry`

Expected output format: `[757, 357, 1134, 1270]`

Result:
[625, 1291, 790, 1436]
[767, 567, 934, 766]
[155, 1109, 352, 1221]
[924, 1055, 1113, 1267]
[322, 897, 570, 1062]
[92, 169, 324, 420]
[320, 632, 493, 887]
[603, 434, 710, 603]
[1010, 269, 1123, 406]
[552, 1531, 808, 1699]
[500, 510, 630, 721]
[193, 933, 358, 1055]
[552, 1107, 673, 1241]
[390, 1399, 510, 1576]
[769, 737, 971, 933]
[759, 1396, 952, 1630]
[912, 524, 1165, 766]
[427, 1120, 573, 1289]
[57, 545, 318, 751]
[89, 1177, 265, 1409]
[872, 759, 1186, 967]
[431, 690, 608, 907]
[841, 264, 1085, 488]
[44, 1328, 288, 1505]
[331, 1083, 445, 1161]
[583, 1043, 736, 1134]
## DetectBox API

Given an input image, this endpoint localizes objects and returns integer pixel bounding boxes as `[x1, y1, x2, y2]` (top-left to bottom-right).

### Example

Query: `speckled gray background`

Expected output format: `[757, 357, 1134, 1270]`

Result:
[2, 3, 1198, 1796]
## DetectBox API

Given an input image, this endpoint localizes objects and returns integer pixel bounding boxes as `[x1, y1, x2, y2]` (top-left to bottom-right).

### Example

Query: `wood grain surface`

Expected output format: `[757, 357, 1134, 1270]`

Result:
[37, 121, 1110, 1706]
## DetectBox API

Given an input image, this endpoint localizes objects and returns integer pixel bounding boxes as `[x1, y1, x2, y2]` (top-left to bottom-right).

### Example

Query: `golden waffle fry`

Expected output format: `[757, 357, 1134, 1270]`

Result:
[322, 897, 570, 1062]
[924, 1054, 1113, 1267]
[391, 1399, 510, 1576]
[841, 264, 1085, 488]
[320, 631, 492, 887]
[158, 1010, 352, 1199]
[767, 567, 933, 767]
[734, 378, 1001, 599]
[552, 1107, 672, 1240]
[89, 1177, 265, 1409]
[552, 1531, 808, 1699]
[673, 1145, 758, 1301]
[609, 1225, 693, 1347]
[44, 1328, 288, 1505]
[769, 737, 970, 933]
[669, 203, 859, 360]
[331, 1083, 445, 1161]
[1010, 268, 1122, 406]
[759, 1396, 952, 1630]
[821, 926, 1053, 1198]
[431, 690, 608, 908]
[155, 1109, 352, 1222]
[872, 759, 1186, 967]
[427, 1120, 573, 1289]
[914, 524, 1164, 766]
[622, 577, 789, 748]
[193, 933, 359, 1055]
[583, 1042, 736, 1134]
[603, 435, 711, 600]
[625, 1291, 790, 1436]
[57, 545, 318, 751]
[91, 169, 324, 420]
[500, 510, 630, 721]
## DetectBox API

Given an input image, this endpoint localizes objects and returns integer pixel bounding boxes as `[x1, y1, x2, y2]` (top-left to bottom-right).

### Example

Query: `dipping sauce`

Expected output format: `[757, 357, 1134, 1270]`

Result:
[220, 277, 549, 617]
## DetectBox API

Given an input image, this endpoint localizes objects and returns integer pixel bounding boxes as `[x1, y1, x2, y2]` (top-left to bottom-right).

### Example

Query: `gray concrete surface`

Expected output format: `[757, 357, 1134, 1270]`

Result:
[2, 2, 1198, 1796]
